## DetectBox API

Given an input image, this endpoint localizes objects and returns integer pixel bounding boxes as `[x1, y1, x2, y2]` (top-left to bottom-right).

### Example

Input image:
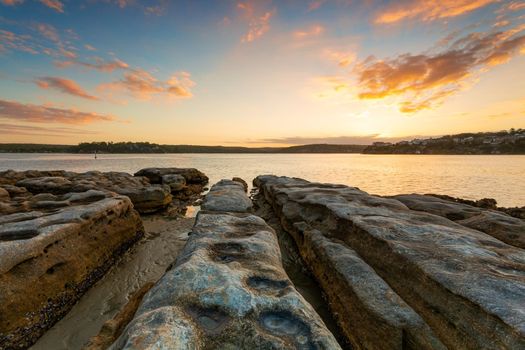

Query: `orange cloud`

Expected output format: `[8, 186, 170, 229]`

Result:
[55, 57, 129, 72]
[99, 70, 195, 100]
[355, 27, 525, 113]
[35, 77, 98, 100]
[0, 123, 99, 136]
[39, 0, 64, 13]
[324, 49, 356, 67]
[375, 0, 498, 24]
[293, 24, 325, 39]
[0, 99, 116, 124]
[238, 1, 275, 43]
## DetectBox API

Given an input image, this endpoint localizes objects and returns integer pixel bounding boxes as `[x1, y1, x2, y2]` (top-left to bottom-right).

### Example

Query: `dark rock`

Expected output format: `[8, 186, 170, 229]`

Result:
[134, 167, 208, 185]
[161, 174, 186, 192]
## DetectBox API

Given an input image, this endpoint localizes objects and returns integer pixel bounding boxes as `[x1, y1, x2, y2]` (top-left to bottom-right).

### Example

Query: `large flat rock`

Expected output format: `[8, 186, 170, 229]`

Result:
[391, 194, 525, 249]
[111, 179, 340, 349]
[0, 190, 144, 349]
[255, 175, 525, 350]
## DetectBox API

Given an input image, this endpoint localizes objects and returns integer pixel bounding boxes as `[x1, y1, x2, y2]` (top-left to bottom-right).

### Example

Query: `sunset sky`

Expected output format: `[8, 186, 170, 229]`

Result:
[0, 0, 524, 146]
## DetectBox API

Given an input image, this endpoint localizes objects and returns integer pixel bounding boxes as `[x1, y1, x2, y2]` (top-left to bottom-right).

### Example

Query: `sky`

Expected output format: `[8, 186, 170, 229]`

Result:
[0, 0, 524, 146]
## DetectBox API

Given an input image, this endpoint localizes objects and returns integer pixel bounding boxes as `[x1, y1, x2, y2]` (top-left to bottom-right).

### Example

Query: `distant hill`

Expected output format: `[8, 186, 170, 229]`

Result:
[2, 129, 524, 154]
[363, 129, 525, 155]
[0, 142, 366, 154]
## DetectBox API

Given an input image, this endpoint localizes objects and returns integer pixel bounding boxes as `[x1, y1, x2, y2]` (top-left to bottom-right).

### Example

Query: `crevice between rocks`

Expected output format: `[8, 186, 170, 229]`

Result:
[251, 191, 352, 350]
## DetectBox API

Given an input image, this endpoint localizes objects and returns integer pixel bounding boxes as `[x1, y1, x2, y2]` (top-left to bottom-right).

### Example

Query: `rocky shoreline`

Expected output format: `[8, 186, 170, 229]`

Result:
[0, 169, 524, 349]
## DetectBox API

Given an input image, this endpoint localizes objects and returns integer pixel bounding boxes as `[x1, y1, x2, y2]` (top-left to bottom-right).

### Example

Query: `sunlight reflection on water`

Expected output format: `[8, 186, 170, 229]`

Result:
[0, 153, 523, 207]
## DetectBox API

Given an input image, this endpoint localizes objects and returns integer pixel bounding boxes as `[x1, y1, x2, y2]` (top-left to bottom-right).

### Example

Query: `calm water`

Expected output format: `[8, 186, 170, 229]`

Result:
[0, 153, 523, 207]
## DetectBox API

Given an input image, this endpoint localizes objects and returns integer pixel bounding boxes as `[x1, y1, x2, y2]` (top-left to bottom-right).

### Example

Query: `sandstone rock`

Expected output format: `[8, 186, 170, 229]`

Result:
[16, 176, 73, 194]
[201, 179, 253, 212]
[0, 170, 172, 214]
[255, 175, 525, 350]
[134, 167, 208, 185]
[0, 191, 144, 349]
[162, 174, 186, 192]
[392, 194, 525, 249]
[111, 180, 340, 349]
[232, 177, 248, 192]
[0, 187, 9, 201]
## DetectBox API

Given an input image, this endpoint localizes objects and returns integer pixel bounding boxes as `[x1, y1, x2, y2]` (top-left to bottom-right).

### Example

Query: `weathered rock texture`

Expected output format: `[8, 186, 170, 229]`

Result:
[254, 175, 525, 350]
[0, 170, 172, 214]
[0, 190, 144, 349]
[201, 179, 253, 213]
[111, 179, 340, 349]
[390, 194, 525, 249]
[134, 167, 209, 202]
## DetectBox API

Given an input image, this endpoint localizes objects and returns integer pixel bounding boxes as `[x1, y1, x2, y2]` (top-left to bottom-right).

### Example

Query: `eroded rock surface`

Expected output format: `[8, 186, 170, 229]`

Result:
[201, 179, 253, 213]
[391, 194, 525, 249]
[0, 170, 172, 214]
[134, 167, 209, 202]
[255, 175, 525, 350]
[111, 179, 340, 349]
[0, 190, 144, 349]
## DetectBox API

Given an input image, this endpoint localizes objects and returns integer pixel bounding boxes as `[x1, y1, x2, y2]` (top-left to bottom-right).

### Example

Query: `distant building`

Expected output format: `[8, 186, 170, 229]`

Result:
[372, 142, 393, 146]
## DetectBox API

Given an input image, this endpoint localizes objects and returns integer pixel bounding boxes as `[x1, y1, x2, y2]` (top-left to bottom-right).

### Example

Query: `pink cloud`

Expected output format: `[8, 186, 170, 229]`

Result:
[0, 99, 117, 124]
[39, 0, 64, 13]
[1, 0, 23, 5]
[35, 77, 98, 100]
[55, 57, 130, 72]
[293, 24, 325, 39]
[99, 70, 195, 100]
[238, 1, 275, 43]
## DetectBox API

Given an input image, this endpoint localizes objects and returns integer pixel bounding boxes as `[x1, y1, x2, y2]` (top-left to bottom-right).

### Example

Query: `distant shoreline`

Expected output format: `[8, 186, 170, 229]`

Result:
[1, 128, 524, 155]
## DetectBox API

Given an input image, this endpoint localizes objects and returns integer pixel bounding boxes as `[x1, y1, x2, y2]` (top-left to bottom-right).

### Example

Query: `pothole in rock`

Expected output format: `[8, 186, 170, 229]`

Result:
[259, 310, 315, 349]
[186, 305, 231, 335]
[247, 276, 290, 293]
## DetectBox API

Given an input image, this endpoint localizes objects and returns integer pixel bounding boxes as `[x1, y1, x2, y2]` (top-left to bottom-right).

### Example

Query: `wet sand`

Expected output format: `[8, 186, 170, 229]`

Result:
[31, 215, 195, 350]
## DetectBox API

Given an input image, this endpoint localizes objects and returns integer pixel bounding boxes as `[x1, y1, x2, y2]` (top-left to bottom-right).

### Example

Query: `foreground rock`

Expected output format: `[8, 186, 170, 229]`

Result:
[111, 179, 340, 349]
[0, 190, 144, 349]
[0, 170, 172, 214]
[390, 194, 525, 249]
[255, 175, 525, 350]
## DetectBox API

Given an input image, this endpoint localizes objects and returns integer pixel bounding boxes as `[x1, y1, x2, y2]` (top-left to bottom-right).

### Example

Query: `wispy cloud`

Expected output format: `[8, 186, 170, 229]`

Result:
[0, 123, 99, 136]
[254, 134, 429, 145]
[39, 0, 64, 13]
[354, 26, 525, 113]
[324, 48, 356, 67]
[35, 77, 98, 100]
[0, 99, 116, 124]
[293, 24, 325, 39]
[238, 1, 275, 43]
[55, 57, 129, 72]
[375, 0, 498, 24]
[98, 70, 195, 100]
